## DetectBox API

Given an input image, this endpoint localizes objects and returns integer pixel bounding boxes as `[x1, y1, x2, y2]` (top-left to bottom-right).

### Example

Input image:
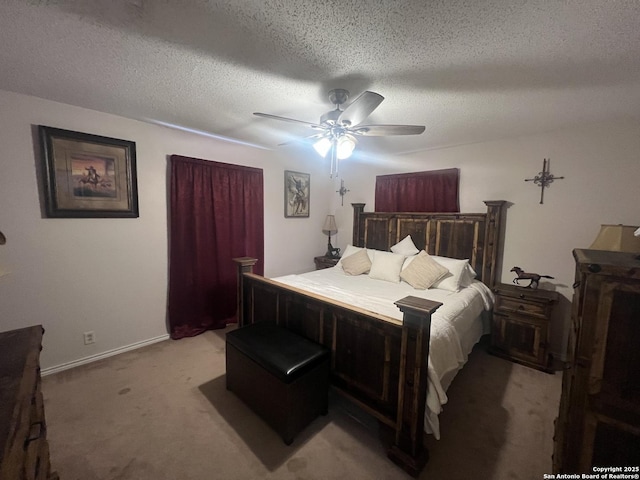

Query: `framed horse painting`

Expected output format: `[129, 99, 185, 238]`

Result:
[39, 126, 139, 218]
[284, 170, 310, 218]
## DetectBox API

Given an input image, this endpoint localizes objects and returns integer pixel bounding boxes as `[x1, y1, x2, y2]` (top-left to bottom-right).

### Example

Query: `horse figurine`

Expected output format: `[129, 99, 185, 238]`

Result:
[510, 266, 554, 289]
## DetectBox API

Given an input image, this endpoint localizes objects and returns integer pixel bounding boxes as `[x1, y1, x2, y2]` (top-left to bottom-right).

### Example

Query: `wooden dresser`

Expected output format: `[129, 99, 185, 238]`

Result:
[0, 325, 59, 480]
[553, 249, 640, 473]
[490, 283, 559, 373]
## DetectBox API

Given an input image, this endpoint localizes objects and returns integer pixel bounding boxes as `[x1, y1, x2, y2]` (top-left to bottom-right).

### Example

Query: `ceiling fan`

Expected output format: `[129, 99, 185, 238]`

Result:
[254, 89, 426, 176]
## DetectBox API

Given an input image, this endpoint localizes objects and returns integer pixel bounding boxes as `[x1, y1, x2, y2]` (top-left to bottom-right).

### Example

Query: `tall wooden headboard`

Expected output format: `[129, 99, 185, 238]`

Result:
[352, 200, 506, 288]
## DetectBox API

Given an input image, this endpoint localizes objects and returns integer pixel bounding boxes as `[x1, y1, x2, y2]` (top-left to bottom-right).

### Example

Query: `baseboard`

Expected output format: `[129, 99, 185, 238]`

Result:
[41, 334, 170, 376]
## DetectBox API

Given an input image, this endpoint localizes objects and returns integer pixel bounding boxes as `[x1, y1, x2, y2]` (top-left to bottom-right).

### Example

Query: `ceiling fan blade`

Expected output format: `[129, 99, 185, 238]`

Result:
[254, 112, 324, 129]
[337, 91, 384, 127]
[278, 133, 327, 146]
[351, 124, 426, 136]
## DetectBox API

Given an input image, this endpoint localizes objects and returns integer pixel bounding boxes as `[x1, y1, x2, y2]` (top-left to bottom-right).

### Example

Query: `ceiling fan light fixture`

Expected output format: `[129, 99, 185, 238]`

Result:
[336, 134, 356, 159]
[255, 88, 425, 175]
[313, 137, 332, 157]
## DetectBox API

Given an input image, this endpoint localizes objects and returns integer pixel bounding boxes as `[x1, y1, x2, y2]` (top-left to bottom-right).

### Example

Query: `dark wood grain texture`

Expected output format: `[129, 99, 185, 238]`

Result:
[553, 249, 640, 473]
[0, 325, 59, 480]
[490, 283, 559, 373]
[352, 200, 505, 288]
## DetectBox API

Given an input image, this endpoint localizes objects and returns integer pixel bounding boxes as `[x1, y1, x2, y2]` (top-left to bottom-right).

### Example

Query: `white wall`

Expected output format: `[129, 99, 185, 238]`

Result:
[2, 89, 637, 369]
[0, 90, 334, 370]
[335, 120, 640, 358]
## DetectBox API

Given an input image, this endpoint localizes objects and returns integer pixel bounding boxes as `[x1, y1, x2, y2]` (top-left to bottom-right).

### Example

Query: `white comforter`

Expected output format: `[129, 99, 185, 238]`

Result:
[272, 266, 494, 439]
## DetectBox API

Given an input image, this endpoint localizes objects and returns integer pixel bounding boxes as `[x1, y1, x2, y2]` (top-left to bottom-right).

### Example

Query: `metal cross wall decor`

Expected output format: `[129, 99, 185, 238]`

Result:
[336, 179, 350, 206]
[524, 158, 564, 204]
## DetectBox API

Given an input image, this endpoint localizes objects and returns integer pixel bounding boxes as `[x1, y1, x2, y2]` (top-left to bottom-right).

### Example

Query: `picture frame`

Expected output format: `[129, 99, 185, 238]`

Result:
[284, 170, 310, 218]
[39, 126, 139, 218]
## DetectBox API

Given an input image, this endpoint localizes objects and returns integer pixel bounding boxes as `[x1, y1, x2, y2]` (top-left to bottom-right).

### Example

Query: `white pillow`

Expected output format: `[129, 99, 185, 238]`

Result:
[341, 248, 372, 275]
[430, 256, 475, 292]
[368, 251, 406, 283]
[443, 257, 477, 286]
[400, 251, 449, 290]
[461, 263, 477, 285]
[390, 235, 419, 256]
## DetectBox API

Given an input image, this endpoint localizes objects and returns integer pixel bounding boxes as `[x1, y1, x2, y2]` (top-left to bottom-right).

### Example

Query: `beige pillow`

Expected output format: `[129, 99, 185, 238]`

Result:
[341, 248, 372, 275]
[400, 251, 450, 290]
[336, 245, 375, 268]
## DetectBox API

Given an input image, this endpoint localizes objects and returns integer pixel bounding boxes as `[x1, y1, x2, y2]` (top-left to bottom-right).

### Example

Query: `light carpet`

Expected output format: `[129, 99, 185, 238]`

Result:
[42, 326, 561, 479]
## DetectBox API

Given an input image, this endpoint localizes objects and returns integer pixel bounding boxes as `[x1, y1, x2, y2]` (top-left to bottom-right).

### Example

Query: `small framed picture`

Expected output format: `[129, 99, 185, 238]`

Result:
[284, 170, 310, 218]
[39, 126, 139, 218]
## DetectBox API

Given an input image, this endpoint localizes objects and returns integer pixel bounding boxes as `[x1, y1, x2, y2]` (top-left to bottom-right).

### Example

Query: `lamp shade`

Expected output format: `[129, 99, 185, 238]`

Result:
[590, 224, 640, 252]
[313, 137, 332, 158]
[313, 135, 356, 160]
[336, 135, 356, 159]
[322, 215, 338, 235]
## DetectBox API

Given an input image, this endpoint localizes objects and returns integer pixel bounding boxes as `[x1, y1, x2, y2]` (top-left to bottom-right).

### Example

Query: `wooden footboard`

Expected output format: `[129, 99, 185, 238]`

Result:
[233, 259, 441, 477]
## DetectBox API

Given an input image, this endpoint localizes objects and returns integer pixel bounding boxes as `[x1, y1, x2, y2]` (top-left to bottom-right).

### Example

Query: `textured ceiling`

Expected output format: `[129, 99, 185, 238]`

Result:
[1, 0, 640, 160]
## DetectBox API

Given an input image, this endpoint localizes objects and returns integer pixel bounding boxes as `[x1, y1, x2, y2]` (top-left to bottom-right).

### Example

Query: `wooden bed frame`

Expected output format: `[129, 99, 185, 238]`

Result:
[234, 200, 505, 476]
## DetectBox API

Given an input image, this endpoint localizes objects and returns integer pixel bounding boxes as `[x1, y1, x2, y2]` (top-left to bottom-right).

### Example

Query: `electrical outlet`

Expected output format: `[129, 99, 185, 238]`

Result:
[83, 331, 95, 345]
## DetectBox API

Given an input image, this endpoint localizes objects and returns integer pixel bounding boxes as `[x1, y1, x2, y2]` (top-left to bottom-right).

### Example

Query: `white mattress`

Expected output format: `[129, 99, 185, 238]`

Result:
[271, 266, 494, 439]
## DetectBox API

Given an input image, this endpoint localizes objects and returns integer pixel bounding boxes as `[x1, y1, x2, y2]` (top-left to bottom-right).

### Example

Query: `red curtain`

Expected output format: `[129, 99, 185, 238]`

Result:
[374, 168, 460, 212]
[168, 155, 264, 339]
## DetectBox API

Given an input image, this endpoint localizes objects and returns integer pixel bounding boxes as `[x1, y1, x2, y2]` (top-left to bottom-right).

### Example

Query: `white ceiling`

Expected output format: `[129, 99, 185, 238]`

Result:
[1, 0, 640, 160]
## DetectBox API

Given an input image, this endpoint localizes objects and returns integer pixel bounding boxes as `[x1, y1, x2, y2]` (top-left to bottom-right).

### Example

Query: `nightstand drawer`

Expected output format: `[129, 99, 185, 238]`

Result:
[495, 296, 547, 318]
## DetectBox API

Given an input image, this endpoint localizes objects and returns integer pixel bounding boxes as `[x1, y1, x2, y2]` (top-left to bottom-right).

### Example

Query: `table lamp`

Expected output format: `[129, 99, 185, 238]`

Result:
[590, 224, 640, 259]
[322, 215, 339, 258]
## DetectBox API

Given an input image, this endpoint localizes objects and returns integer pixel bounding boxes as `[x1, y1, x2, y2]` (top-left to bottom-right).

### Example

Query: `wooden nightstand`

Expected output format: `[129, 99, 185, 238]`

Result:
[314, 255, 339, 270]
[489, 283, 559, 373]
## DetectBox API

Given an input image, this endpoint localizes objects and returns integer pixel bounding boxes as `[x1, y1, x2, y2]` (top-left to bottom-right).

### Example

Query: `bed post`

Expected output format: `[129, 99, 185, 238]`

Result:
[389, 296, 442, 477]
[233, 257, 258, 327]
[482, 200, 506, 288]
[352, 203, 365, 246]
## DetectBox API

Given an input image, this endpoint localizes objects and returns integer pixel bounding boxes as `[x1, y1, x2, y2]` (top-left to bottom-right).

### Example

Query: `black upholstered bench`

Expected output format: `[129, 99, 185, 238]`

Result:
[225, 321, 330, 445]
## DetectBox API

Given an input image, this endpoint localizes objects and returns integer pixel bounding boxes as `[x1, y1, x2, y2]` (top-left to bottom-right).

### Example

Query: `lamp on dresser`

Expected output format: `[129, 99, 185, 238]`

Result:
[590, 224, 640, 258]
[322, 215, 340, 258]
